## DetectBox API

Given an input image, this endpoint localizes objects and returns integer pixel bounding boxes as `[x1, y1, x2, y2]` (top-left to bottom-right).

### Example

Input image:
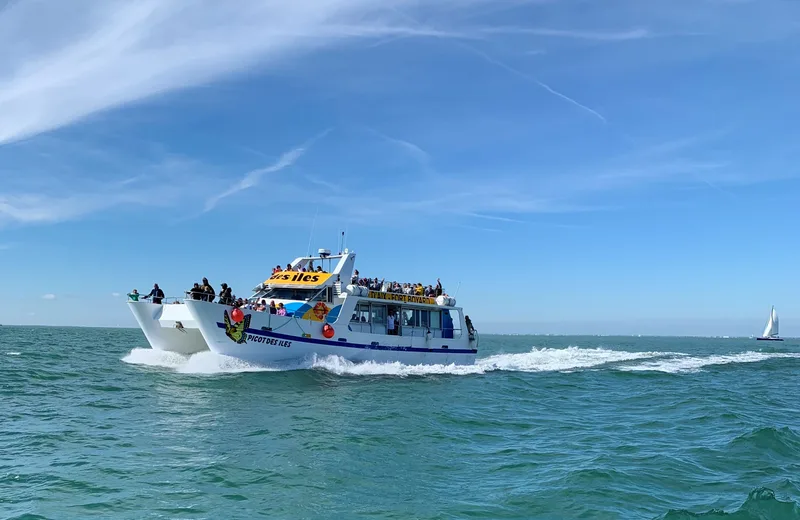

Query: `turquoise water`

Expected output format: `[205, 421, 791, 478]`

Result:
[3, 326, 800, 519]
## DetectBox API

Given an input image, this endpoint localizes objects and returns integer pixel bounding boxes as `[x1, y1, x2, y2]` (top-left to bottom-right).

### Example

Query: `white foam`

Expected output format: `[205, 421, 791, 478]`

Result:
[122, 348, 278, 374]
[5, 351, 21, 356]
[617, 351, 800, 374]
[309, 347, 678, 377]
[122, 346, 799, 378]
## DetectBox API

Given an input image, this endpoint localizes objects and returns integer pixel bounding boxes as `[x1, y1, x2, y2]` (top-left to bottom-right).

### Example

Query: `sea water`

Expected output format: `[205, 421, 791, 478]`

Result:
[2, 326, 800, 519]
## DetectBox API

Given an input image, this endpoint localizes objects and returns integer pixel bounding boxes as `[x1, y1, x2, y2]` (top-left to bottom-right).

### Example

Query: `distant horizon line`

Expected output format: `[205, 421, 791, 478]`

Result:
[0, 323, 794, 339]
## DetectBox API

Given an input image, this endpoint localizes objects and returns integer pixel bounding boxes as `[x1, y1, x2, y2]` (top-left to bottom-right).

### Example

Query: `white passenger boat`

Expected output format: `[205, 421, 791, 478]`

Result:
[128, 298, 209, 354]
[184, 249, 479, 366]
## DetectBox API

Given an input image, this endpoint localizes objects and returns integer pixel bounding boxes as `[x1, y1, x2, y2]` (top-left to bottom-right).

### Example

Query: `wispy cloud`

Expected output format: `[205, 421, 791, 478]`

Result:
[0, 0, 535, 146]
[0, 243, 15, 250]
[479, 27, 652, 41]
[111, 292, 121, 297]
[363, 126, 431, 165]
[41, 293, 56, 300]
[467, 44, 606, 122]
[203, 129, 331, 213]
[0, 141, 218, 226]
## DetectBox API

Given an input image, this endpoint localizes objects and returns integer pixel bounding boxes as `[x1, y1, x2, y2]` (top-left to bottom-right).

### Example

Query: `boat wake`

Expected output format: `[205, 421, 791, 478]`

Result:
[122, 348, 280, 374]
[122, 346, 800, 377]
[617, 351, 800, 374]
[310, 347, 674, 377]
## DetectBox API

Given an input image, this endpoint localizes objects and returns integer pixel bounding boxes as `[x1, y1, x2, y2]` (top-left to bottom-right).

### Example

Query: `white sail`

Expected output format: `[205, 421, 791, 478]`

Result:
[762, 306, 779, 338]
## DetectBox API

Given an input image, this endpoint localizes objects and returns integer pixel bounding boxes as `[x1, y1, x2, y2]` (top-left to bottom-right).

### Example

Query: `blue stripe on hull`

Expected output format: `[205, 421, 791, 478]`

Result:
[216, 322, 477, 355]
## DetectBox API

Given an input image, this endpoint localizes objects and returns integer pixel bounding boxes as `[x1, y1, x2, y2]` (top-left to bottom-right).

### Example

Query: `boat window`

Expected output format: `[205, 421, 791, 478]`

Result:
[399, 308, 431, 328]
[429, 310, 441, 329]
[263, 287, 320, 301]
[441, 309, 462, 339]
[371, 305, 386, 326]
[351, 303, 370, 323]
[401, 308, 415, 327]
[419, 309, 430, 328]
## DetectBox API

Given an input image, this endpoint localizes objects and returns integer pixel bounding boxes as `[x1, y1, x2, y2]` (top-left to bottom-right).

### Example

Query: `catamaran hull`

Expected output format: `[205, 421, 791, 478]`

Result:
[756, 337, 784, 341]
[128, 301, 209, 354]
[184, 299, 477, 367]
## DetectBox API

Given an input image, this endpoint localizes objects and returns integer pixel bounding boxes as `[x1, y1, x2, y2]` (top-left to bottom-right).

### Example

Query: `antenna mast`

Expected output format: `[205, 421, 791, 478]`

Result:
[307, 207, 319, 257]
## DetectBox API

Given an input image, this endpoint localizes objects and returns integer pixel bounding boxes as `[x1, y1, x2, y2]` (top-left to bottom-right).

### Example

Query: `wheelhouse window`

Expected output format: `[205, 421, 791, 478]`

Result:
[261, 287, 326, 301]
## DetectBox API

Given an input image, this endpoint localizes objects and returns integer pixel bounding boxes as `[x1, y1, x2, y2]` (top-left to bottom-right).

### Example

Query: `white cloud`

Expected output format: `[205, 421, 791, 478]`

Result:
[0, 146, 217, 225]
[363, 126, 430, 165]
[479, 27, 652, 41]
[0, 0, 672, 147]
[111, 292, 121, 297]
[0, 0, 508, 146]
[204, 129, 330, 213]
[41, 293, 56, 300]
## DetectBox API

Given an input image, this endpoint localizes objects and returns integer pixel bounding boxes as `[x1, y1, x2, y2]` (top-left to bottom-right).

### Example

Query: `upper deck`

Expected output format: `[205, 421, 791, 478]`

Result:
[250, 248, 457, 311]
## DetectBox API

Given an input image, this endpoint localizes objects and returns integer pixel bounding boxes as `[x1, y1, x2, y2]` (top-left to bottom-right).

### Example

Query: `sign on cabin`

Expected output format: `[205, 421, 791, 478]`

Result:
[265, 271, 333, 286]
[368, 291, 436, 305]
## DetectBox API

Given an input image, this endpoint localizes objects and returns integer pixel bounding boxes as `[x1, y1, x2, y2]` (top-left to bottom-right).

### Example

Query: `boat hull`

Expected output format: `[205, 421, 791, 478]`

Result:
[128, 301, 209, 354]
[756, 337, 784, 341]
[184, 299, 477, 366]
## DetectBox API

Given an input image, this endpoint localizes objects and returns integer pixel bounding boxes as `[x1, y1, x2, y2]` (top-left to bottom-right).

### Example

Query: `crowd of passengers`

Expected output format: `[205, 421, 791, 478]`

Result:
[272, 262, 328, 274]
[186, 278, 289, 313]
[185, 277, 240, 305]
[129, 265, 447, 309]
[349, 270, 446, 298]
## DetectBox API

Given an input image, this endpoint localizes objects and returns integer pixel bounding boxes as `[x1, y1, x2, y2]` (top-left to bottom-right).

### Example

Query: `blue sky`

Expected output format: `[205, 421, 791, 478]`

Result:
[1, 0, 799, 336]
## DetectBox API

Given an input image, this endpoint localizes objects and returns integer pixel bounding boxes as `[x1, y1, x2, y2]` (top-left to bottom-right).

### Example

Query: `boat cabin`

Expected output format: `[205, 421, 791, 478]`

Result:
[246, 249, 468, 339]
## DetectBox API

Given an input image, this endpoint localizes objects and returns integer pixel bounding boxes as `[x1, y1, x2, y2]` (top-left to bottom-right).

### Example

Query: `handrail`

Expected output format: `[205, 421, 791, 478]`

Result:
[127, 295, 184, 304]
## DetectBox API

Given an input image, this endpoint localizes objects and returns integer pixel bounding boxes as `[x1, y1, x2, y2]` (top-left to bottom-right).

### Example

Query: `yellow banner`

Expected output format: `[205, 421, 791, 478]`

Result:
[367, 291, 436, 305]
[266, 271, 332, 286]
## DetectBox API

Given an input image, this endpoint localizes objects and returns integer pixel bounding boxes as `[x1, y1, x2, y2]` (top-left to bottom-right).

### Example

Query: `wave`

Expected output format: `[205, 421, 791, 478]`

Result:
[122, 346, 800, 377]
[728, 426, 800, 459]
[121, 348, 279, 374]
[658, 487, 800, 519]
[122, 346, 674, 376]
[311, 346, 677, 377]
[618, 351, 800, 374]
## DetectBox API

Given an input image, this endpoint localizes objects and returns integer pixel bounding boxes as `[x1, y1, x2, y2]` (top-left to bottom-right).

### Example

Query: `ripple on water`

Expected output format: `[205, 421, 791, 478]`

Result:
[3, 327, 800, 518]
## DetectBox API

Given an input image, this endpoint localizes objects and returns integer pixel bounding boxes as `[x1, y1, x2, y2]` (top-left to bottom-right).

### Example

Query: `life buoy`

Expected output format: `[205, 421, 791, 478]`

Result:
[322, 323, 335, 339]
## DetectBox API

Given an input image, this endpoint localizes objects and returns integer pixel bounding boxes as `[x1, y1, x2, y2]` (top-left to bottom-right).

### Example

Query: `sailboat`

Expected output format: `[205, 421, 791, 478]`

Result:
[756, 306, 783, 341]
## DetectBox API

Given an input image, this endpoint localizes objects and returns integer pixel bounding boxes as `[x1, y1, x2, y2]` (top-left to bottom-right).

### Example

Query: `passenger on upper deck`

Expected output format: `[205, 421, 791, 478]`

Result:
[143, 283, 164, 304]
[127, 289, 139, 301]
[353, 273, 445, 300]
[201, 277, 215, 302]
[218, 283, 233, 305]
[189, 283, 204, 300]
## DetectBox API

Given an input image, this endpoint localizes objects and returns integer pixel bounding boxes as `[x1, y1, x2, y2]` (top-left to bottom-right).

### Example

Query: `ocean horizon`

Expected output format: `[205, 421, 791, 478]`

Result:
[1, 323, 792, 340]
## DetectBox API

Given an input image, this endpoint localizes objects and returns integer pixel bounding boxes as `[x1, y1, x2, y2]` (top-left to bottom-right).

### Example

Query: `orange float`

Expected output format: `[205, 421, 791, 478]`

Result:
[322, 323, 335, 339]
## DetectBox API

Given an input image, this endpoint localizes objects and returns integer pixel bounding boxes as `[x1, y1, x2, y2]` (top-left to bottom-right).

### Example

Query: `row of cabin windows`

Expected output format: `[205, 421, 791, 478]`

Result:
[351, 304, 442, 328]
[349, 302, 459, 338]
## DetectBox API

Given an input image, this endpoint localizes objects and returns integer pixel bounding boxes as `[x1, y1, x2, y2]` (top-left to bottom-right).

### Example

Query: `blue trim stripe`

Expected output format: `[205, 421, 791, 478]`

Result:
[216, 322, 477, 354]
